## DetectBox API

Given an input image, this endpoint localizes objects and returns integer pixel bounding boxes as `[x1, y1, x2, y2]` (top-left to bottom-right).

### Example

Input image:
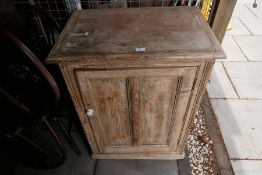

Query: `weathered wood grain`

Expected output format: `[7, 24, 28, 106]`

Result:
[177, 61, 215, 153]
[129, 78, 142, 146]
[211, 0, 237, 43]
[140, 77, 178, 145]
[87, 78, 130, 146]
[74, 67, 197, 156]
[48, 8, 225, 159]
[77, 74, 131, 147]
[92, 152, 185, 160]
[59, 65, 100, 153]
[46, 7, 225, 63]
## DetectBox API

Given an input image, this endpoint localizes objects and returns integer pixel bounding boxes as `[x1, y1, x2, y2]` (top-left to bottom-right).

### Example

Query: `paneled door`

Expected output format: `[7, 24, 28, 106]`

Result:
[75, 67, 197, 153]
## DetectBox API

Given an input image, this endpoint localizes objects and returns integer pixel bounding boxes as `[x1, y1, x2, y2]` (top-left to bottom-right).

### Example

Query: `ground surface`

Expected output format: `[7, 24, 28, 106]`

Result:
[13, 106, 225, 175]
[207, 0, 262, 174]
[11, 124, 185, 175]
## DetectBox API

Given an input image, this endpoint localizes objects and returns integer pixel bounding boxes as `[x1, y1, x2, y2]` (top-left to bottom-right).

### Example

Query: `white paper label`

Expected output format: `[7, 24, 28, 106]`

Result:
[135, 47, 145, 52]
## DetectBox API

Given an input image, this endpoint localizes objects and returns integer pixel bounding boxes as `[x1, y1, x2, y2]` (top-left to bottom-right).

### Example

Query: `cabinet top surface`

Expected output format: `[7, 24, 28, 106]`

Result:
[47, 7, 225, 63]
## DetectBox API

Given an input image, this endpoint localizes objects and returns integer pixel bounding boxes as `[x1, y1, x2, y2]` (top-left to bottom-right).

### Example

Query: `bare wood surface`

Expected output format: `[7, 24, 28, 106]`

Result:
[139, 77, 178, 145]
[92, 152, 185, 159]
[68, 61, 202, 69]
[47, 53, 223, 64]
[129, 78, 142, 146]
[177, 61, 215, 153]
[47, 7, 225, 63]
[75, 67, 197, 155]
[49, 7, 225, 159]
[212, 0, 237, 43]
[168, 65, 201, 152]
[77, 74, 131, 147]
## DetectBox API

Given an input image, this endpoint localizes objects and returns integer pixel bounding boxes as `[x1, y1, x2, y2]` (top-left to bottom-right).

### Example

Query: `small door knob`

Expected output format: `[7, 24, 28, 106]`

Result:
[86, 109, 94, 117]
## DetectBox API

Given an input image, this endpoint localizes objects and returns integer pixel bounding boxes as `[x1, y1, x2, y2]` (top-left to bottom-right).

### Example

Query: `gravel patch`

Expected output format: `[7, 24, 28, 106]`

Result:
[187, 108, 219, 175]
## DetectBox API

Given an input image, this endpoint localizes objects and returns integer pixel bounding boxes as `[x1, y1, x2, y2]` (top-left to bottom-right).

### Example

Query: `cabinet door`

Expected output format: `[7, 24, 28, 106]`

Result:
[76, 67, 197, 153]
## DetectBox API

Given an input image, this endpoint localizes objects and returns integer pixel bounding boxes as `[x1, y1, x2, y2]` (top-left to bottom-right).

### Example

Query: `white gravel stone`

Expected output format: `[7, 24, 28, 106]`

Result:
[187, 109, 218, 174]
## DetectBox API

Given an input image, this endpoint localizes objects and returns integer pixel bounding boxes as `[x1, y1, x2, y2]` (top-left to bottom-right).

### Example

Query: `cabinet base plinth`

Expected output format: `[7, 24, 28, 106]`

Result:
[92, 152, 185, 160]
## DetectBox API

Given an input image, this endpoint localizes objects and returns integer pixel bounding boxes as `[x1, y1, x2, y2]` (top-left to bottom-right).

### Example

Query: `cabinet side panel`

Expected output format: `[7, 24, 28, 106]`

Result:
[178, 61, 215, 152]
[169, 66, 199, 151]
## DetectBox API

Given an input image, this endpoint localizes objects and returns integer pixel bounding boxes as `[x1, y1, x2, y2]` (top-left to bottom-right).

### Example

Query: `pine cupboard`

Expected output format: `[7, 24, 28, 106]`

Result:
[46, 7, 225, 159]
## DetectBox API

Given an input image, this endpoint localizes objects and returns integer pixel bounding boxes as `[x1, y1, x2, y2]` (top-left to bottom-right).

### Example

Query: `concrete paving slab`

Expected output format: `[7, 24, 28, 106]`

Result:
[211, 99, 262, 159]
[207, 63, 238, 98]
[234, 36, 262, 61]
[241, 18, 262, 35]
[245, 3, 262, 17]
[95, 160, 179, 175]
[231, 160, 262, 175]
[232, 4, 256, 18]
[221, 36, 247, 61]
[201, 93, 235, 175]
[224, 62, 262, 98]
[236, 0, 261, 4]
[226, 17, 251, 36]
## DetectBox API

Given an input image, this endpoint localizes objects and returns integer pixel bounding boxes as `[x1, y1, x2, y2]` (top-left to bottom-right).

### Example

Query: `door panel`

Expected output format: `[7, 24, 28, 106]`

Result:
[89, 78, 131, 146]
[139, 77, 178, 145]
[75, 67, 197, 153]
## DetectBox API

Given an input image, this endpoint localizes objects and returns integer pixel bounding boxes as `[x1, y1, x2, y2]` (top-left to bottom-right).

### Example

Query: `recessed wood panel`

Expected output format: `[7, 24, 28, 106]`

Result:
[77, 74, 131, 147]
[76, 67, 197, 154]
[139, 77, 179, 145]
[89, 78, 131, 146]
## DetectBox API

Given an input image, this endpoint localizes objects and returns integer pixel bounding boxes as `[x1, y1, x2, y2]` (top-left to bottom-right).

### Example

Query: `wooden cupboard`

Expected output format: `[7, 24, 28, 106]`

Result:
[46, 7, 225, 159]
